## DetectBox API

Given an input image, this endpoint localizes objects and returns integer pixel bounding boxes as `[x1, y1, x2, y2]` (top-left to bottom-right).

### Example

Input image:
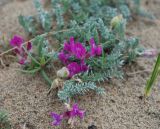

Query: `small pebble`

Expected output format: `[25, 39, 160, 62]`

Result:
[88, 125, 97, 129]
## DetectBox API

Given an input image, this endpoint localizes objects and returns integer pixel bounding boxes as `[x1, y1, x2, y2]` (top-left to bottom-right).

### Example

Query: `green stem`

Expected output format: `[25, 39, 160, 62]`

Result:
[17, 67, 41, 74]
[40, 69, 52, 87]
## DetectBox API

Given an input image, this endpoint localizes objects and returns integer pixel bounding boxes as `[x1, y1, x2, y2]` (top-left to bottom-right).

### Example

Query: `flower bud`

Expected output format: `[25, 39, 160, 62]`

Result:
[96, 45, 102, 56]
[111, 15, 123, 29]
[57, 67, 70, 78]
[142, 49, 158, 58]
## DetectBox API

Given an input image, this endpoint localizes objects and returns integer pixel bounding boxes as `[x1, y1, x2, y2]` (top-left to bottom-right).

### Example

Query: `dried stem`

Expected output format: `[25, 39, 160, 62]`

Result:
[0, 28, 77, 57]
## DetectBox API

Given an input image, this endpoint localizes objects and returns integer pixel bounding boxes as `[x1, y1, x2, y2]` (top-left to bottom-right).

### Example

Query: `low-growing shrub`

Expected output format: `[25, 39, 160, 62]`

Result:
[0, 0, 155, 127]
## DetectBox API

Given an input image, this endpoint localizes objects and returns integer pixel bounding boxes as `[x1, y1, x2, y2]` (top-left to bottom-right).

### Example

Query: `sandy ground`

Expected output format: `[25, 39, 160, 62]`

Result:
[0, 0, 160, 129]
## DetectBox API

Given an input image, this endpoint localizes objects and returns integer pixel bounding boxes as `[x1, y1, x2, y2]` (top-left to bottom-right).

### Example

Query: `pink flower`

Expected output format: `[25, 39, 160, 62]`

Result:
[58, 37, 87, 64]
[18, 56, 27, 65]
[50, 103, 85, 126]
[89, 38, 102, 57]
[50, 112, 63, 126]
[68, 103, 85, 119]
[58, 37, 103, 77]
[10, 35, 32, 65]
[64, 42, 72, 52]
[27, 42, 32, 51]
[96, 45, 103, 56]
[67, 62, 88, 77]
[58, 51, 71, 64]
[10, 35, 24, 47]
[73, 42, 87, 59]
[142, 49, 158, 58]
[68, 37, 87, 59]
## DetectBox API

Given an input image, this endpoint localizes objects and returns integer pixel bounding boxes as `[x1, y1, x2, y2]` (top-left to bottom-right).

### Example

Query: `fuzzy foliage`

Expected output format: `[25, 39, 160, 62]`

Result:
[18, 0, 153, 35]
[58, 80, 105, 102]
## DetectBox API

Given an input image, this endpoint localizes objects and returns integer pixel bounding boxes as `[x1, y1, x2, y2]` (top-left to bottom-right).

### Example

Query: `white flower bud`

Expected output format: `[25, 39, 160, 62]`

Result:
[57, 67, 70, 78]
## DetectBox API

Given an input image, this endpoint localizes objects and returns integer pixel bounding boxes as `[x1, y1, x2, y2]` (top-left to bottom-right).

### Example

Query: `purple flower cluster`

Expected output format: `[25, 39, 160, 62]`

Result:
[58, 37, 102, 77]
[58, 37, 87, 64]
[50, 103, 85, 126]
[10, 35, 32, 65]
[67, 62, 88, 77]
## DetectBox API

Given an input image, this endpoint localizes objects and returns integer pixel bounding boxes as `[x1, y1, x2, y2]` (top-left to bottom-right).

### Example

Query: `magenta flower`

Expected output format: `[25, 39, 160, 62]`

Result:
[69, 103, 85, 119]
[18, 56, 27, 65]
[50, 112, 63, 126]
[58, 37, 87, 64]
[70, 37, 87, 60]
[27, 42, 32, 51]
[67, 62, 81, 77]
[89, 38, 102, 57]
[10, 35, 32, 65]
[58, 51, 71, 64]
[73, 42, 87, 59]
[64, 42, 72, 52]
[63, 37, 75, 52]
[67, 62, 88, 77]
[69, 37, 75, 52]
[50, 103, 85, 126]
[58, 37, 103, 77]
[10, 35, 24, 47]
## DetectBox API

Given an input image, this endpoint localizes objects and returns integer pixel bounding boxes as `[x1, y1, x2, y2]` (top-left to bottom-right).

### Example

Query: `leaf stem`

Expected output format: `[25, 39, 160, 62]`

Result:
[22, 46, 41, 65]
[40, 69, 52, 87]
